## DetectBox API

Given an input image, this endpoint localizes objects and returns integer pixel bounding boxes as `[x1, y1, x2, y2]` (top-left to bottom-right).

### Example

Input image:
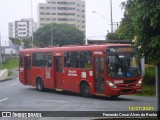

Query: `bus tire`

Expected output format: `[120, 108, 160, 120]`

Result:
[36, 78, 44, 92]
[81, 83, 90, 98]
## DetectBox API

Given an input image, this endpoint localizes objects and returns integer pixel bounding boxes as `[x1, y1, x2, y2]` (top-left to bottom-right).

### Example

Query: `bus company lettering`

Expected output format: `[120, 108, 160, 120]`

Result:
[68, 70, 77, 76]
[114, 80, 124, 84]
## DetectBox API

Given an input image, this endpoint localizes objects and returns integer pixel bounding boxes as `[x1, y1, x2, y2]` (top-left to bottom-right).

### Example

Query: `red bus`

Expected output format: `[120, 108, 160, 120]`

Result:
[19, 44, 142, 98]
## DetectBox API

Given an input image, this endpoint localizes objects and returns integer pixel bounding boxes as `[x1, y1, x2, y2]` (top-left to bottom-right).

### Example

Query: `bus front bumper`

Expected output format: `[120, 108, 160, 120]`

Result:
[106, 86, 142, 97]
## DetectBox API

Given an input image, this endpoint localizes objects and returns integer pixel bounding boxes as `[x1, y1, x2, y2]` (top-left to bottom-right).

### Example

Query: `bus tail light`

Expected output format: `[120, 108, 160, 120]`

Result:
[136, 79, 142, 86]
[106, 81, 117, 88]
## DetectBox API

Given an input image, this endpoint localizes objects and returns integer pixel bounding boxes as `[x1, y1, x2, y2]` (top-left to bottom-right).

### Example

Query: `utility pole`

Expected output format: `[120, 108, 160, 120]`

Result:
[156, 65, 160, 114]
[110, 0, 113, 33]
[31, 0, 34, 48]
[0, 31, 2, 70]
[51, 23, 53, 46]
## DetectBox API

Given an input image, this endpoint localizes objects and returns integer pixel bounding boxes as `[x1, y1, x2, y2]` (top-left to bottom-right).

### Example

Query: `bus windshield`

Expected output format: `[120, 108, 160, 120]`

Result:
[106, 47, 141, 78]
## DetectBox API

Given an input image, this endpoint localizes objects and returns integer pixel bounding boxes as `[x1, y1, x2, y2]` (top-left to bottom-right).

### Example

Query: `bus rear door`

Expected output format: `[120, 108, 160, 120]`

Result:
[94, 55, 105, 94]
[24, 56, 32, 84]
[54, 56, 63, 90]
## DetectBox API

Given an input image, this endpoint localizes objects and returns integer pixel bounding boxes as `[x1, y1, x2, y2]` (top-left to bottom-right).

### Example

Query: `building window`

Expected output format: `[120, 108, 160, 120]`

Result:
[57, 7, 75, 10]
[82, 10, 85, 12]
[46, 7, 50, 9]
[52, 7, 56, 10]
[40, 18, 45, 21]
[57, 2, 75, 5]
[52, 18, 56, 21]
[57, 13, 75, 16]
[40, 12, 44, 15]
[52, 13, 56, 15]
[48, 2, 56, 4]
[67, 18, 75, 21]
[40, 7, 45, 9]
[57, 18, 67, 21]
[46, 12, 50, 15]
[46, 18, 51, 21]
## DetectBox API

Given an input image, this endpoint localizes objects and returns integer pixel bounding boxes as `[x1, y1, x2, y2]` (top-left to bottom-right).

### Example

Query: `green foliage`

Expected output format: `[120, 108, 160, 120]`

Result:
[116, 1, 136, 40]
[136, 85, 156, 96]
[121, 0, 160, 66]
[105, 32, 119, 40]
[10, 37, 32, 48]
[2, 56, 18, 70]
[34, 23, 85, 47]
[143, 65, 155, 85]
[2, 56, 18, 76]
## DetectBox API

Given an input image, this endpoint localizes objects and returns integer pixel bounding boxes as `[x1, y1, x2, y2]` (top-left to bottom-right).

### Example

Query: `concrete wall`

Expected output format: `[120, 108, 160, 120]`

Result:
[0, 69, 8, 81]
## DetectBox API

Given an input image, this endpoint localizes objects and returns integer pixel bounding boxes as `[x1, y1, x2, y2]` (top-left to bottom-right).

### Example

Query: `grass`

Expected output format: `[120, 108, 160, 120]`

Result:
[135, 65, 156, 96]
[135, 85, 156, 96]
[2, 56, 18, 76]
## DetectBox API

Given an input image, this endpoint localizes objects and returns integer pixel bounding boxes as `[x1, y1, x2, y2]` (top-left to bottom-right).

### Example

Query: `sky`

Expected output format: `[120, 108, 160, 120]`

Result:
[0, 0, 126, 46]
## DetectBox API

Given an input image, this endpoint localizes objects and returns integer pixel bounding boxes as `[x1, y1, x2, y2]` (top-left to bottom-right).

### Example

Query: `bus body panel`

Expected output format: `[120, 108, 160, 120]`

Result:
[19, 44, 142, 97]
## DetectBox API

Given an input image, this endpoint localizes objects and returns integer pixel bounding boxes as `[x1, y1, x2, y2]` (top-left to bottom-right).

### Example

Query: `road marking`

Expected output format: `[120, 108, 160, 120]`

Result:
[24, 98, 70, 103]
[0, 98, 8, 102]
[6, 83, 18, 87]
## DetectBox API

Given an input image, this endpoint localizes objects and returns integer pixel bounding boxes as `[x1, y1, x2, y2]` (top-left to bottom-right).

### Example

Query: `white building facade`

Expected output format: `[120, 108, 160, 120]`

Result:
[38, 0, 85, 32]
[8, 19, 37, 39]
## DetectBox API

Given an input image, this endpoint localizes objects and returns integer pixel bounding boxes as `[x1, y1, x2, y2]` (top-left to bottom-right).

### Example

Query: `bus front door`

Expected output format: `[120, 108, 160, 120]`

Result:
[24, 56, 31, 84]
[94, 56, 105, 94]
[54, 56, 63, 89]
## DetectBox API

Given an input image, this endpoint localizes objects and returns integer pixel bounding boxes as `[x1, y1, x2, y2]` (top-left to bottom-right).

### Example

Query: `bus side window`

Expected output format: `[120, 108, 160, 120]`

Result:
[65, 51, 79, 68]
[56, 57, 62, 72]
[20, 53, 24, 66]
[45, 53, 53, 67]
[80, 51, 92, 68]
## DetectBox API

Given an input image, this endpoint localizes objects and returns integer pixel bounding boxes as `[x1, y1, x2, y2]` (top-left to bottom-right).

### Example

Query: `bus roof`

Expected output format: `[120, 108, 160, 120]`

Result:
[20, 44, 132, 53]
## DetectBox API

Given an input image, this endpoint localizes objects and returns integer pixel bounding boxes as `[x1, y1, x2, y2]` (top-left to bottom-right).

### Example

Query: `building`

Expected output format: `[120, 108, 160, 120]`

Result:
[38, 0, 85, 32]
[8, 18, 37, 39]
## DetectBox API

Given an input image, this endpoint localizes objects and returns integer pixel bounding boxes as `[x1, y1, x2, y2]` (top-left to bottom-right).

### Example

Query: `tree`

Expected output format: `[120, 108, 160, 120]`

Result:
[34, 23, 85, 47]
[122, 0, 160, 111]
[122, 0, 160, 65]
[105, 32, 119, 40]
[10, 37, 32, 48]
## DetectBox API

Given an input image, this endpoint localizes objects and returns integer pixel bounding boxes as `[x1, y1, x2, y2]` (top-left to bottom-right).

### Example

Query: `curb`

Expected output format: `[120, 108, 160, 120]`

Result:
[0, 76, 18, 82]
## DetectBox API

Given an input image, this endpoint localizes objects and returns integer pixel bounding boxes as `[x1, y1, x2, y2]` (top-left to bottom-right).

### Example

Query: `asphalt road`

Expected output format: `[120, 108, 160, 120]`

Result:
[0, 78, 157, 119]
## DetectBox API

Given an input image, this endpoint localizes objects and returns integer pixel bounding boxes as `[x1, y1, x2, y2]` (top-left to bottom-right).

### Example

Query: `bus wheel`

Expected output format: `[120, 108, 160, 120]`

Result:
[36, 78, 44, 92]
[81, 83, 90, 98]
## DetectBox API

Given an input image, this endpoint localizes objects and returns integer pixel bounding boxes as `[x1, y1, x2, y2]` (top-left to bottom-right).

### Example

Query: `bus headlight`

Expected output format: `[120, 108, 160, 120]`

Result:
[106, 81, 117, 88]
[136, 79, 142, 86]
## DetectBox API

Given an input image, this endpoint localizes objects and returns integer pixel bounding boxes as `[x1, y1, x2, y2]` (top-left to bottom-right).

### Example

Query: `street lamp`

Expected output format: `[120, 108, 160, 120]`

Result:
[92, 0, 113, 33]
[92, 11, 110, 22]
[92, 10, 116, 33]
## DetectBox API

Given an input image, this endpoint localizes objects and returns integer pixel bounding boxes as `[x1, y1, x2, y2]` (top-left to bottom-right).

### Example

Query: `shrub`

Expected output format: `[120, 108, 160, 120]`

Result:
[143, 65, 155, 85]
